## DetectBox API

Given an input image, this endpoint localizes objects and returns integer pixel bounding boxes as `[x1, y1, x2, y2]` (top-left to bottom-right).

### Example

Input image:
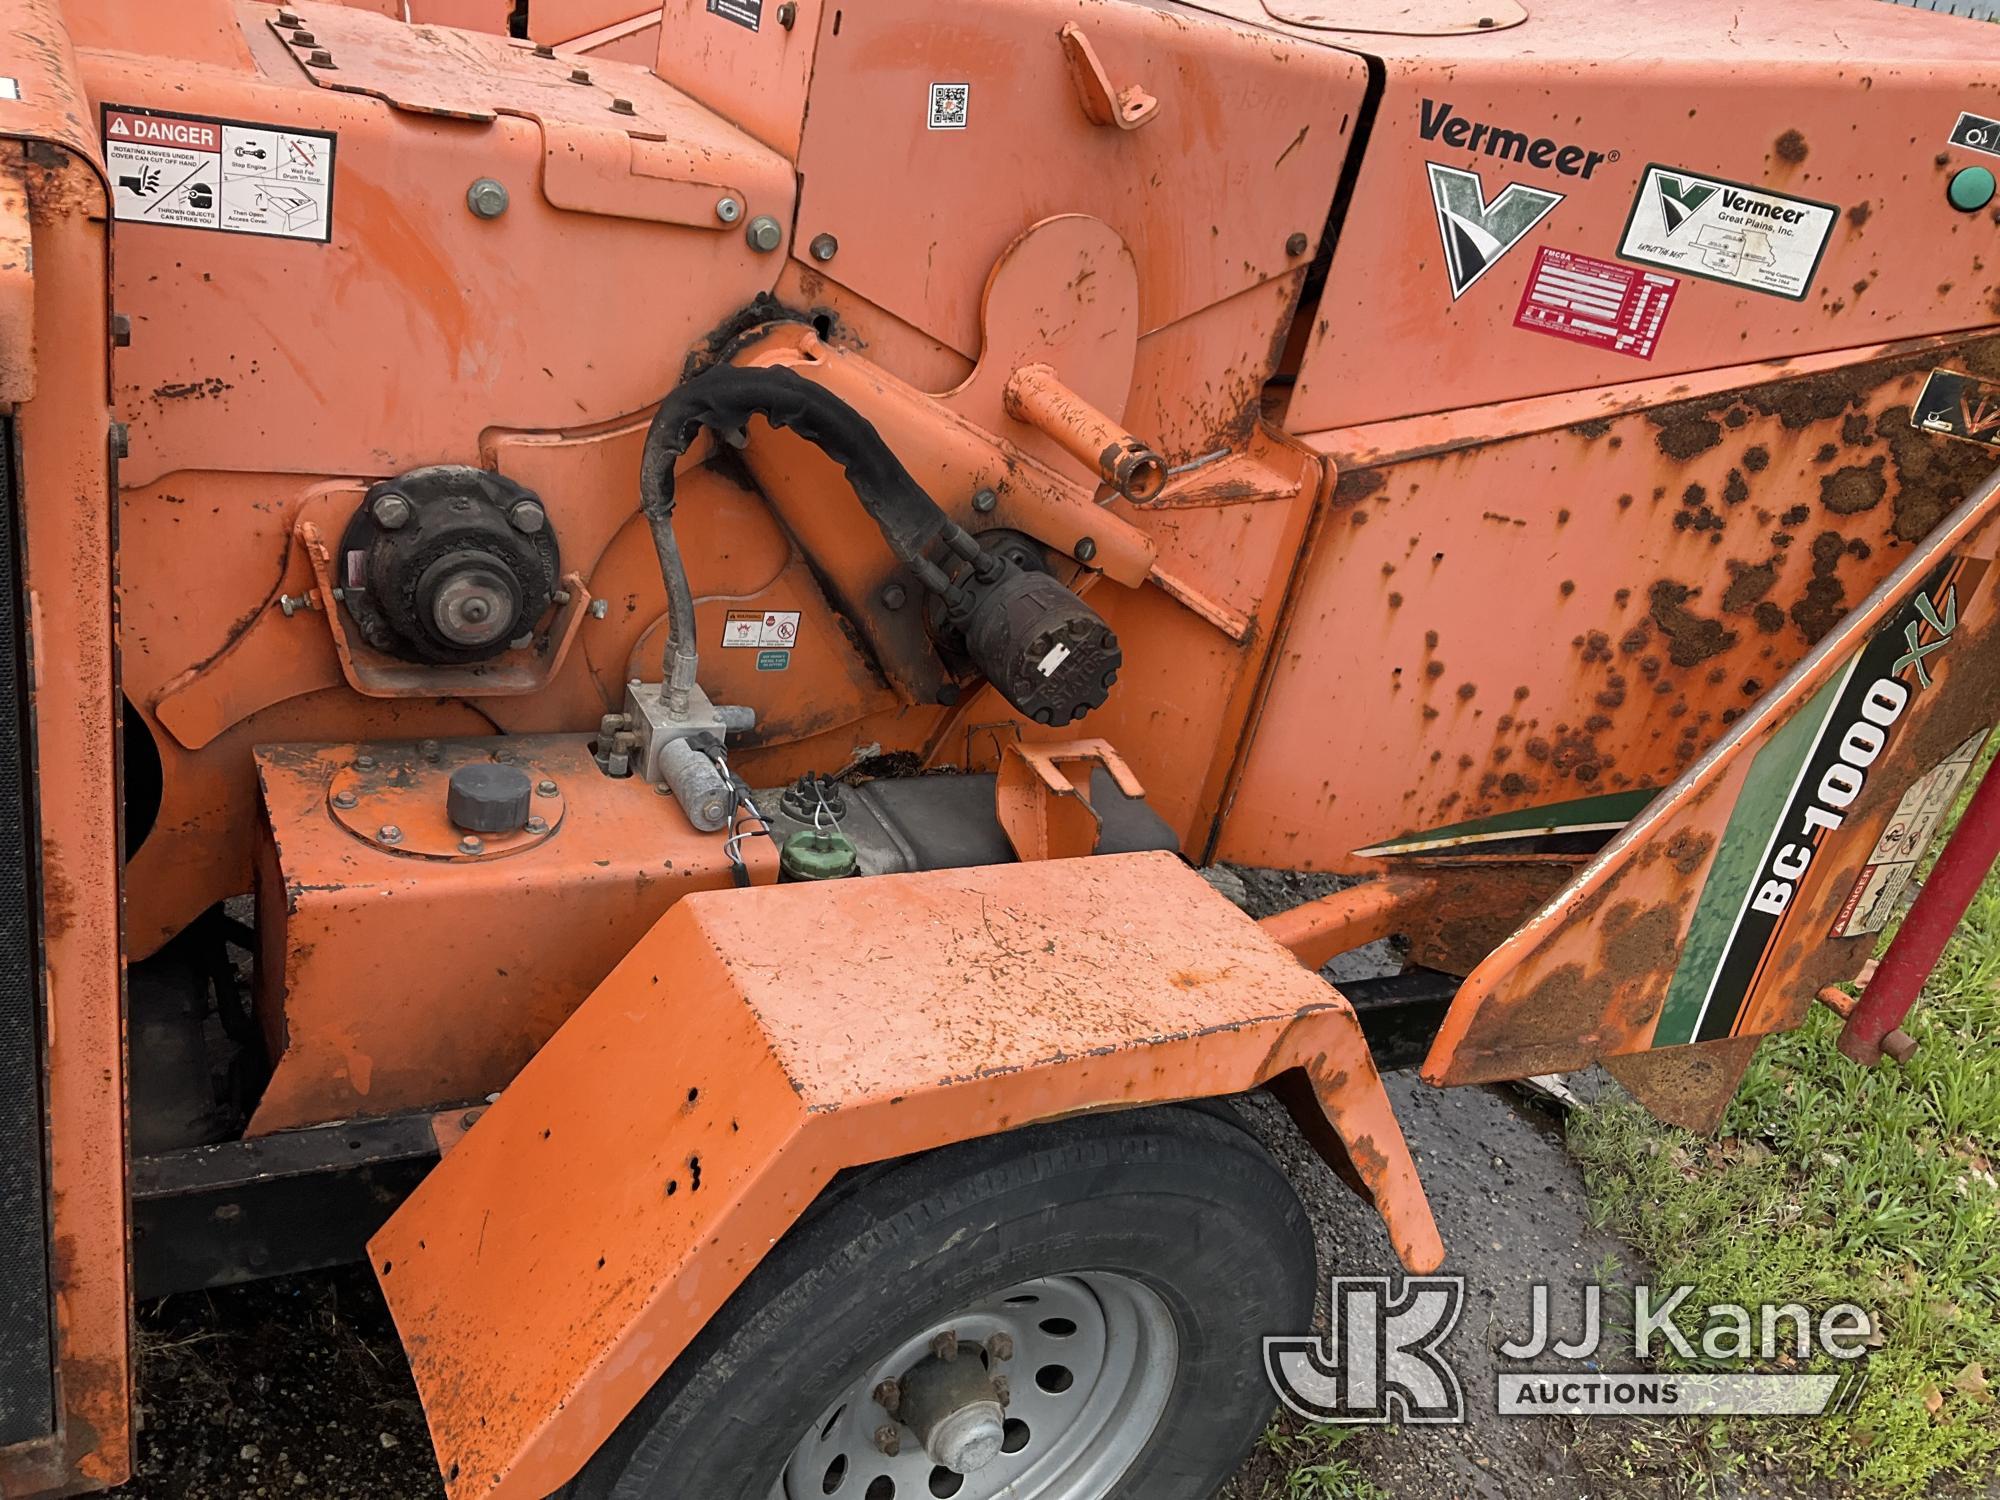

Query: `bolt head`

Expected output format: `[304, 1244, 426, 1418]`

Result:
[715, 196, 742, 224]
[467, 178, 510, 219]
[809, 232, 839, 262]
[332, 790, 358, 810]
[355, 755, 377, 771]
[532, 42, 556, 57]
[307, 48, 334, 67]
[459, 835, 485, 855]
[971, 487, 998, 513]
[745, 214, 783, 253]
[872, 1424, 901, 1457]
[290, 29, 316, 45]
[508, 498, 547, 534]
[377, 824, 403, 845]
[610, 96, 636, 116]
[1074, 536, 1098, 563]
[1287, 230, 1311, 257]
[276, 8, 300, 23]
[569, 65, 591, 83]
[536, 779, 560, 797]
[589, 597, 609, 619]
[880, 583, 908, 610]
[525, 815, 549, 835]
[372, 492, 412, 529]
[777, 0, 797, 24]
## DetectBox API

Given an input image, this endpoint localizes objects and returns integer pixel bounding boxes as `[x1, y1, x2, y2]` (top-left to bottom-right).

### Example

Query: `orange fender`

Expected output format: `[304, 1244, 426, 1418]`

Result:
[369, 850, 1440, 1498]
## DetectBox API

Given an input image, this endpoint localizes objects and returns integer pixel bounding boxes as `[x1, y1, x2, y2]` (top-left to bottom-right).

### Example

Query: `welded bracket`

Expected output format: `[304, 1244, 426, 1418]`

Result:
[994, 738, 1146, 861]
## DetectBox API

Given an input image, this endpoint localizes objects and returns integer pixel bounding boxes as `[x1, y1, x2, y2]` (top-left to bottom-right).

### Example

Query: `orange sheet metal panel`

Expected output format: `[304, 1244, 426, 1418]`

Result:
[250, 735, 779, 1134]
[0, 5, 129, 1486]
[1219, 334, 2000, 875]
[372, 852, 1440, 1500]
[1282, 0, 2000, 429]
[1426, 475, 2000, 1087]
[790, 0, 1362, 359]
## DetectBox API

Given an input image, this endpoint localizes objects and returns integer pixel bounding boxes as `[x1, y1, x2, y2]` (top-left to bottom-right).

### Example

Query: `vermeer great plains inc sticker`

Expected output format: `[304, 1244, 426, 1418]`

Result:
[1514, 247, 1678, 360]
[1913, 368, 2000, 452]
[105, 106, 334, 242]
[1618, 164, 1835, 301]
[1426, 163, 1561, 298]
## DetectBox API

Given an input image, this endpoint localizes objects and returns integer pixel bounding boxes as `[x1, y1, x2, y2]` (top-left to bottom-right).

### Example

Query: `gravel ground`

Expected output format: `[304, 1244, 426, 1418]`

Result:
[102, 868, 1693, 1500]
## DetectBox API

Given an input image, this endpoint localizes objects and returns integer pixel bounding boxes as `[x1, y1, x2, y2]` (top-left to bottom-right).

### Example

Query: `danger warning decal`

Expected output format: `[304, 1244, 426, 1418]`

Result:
[103, 105, 335, 243]
[1513, 246, 1678, 360]
[1652, 556, 1985, 1048]
[1618, 164, 1835, 302]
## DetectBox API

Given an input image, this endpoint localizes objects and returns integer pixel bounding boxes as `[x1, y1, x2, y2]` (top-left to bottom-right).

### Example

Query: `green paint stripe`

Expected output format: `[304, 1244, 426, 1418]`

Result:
[1652, 668, 1850, 1047]
[1354, 788, 1658, 857]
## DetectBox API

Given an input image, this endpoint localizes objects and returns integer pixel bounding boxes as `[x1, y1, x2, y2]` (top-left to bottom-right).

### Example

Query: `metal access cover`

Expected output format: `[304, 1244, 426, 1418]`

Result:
[1258, 0, 1527, 35]
[324, 742, 565, 860]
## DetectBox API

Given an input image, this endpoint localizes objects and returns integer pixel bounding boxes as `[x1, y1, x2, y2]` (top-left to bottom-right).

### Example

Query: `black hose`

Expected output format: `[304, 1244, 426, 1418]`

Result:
[637, 362, 959, 712]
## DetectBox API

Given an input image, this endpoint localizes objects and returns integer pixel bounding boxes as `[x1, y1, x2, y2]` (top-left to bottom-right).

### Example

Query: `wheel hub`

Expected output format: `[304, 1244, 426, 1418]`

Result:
[775, 1273, 1176, 1500]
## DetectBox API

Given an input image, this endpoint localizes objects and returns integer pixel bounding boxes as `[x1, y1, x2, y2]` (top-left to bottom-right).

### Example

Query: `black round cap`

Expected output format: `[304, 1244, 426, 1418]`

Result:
[446, 762, 533, 834]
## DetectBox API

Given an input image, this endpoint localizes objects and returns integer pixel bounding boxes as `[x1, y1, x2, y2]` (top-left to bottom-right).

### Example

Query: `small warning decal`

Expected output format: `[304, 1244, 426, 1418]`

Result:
[1913, 368, 2000, 452]
[1618, 164, 1835, 301]
[722, 609, 801, 650]
[1514, 246, 1678, 360]
[706, 0, 761, 30]
[104, 105, 334, 242]
[0, 79, 19, 102]
[928, 83, 971, 131]
[1832, 729, 1989, 937]
[1951, 111, 2000, 159]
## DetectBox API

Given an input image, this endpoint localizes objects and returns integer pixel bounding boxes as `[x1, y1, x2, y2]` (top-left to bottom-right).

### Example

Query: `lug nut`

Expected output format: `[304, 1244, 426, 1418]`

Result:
[467, 178, 510, 219]
[986, 1332, 1014, 1362]
[459, 835, 485, 855]
[377, 824, 402, 845]
[715, 196, 742, 224]
[372, 492, 412, 529]
[932, 1330, 960, 1362]
[745, 214, 783, 252]
[993, 1375, 1011, 1407]
[809, 232, 838, 262]
[872, 1424, 901, 1457]
[332, 790, 358, 810]
[508, 498, 547, 534]
[871, 1378, 901, 1414]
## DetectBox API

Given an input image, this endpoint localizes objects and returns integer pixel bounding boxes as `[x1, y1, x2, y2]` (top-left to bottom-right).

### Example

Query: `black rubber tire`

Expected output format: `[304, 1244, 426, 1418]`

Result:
[558, 1103, 1315, 1500]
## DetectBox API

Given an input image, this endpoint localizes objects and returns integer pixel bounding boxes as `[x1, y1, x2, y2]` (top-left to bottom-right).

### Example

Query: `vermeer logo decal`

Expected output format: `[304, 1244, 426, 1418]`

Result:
[1417, 100, 1613, 178]
[1654, 173, 1717, 236]
[1427, 163, 1562, 298]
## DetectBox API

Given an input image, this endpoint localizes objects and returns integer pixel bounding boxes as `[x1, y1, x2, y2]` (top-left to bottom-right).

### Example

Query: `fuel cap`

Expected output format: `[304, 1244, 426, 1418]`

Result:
[446, 762, 533, 833]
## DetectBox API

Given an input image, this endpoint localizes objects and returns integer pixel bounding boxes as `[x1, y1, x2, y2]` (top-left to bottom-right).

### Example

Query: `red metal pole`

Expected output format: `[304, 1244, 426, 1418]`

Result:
[1839, 750, 2000, 1065]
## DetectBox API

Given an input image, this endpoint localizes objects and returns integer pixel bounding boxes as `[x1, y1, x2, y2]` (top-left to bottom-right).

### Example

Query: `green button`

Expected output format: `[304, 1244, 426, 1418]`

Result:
[1949, 165, 1997, 213]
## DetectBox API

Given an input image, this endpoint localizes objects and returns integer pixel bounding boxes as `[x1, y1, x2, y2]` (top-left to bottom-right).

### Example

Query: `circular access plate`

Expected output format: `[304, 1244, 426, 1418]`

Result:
[326, 740, 567, 860]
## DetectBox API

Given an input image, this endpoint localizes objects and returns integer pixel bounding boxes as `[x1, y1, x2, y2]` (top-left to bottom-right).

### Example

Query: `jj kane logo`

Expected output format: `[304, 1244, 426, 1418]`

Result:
[1268, 1278, 1872, 1425]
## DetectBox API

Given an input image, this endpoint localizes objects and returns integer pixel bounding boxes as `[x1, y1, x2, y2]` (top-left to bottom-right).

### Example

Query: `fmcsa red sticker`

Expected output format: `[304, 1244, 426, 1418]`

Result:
[1513, 246, 1677, 360]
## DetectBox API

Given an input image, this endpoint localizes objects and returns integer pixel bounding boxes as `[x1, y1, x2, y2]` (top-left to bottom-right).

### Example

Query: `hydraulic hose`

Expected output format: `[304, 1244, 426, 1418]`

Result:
[639, 362, 957, 717]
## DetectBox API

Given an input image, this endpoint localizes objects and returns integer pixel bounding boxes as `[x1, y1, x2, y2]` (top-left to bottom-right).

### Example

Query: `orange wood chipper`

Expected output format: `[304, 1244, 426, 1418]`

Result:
[4, 0, 2000, 1494]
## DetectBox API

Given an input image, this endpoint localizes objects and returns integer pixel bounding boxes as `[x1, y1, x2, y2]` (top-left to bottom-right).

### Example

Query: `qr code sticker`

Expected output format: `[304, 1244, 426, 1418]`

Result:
[928, 82, 970, 130]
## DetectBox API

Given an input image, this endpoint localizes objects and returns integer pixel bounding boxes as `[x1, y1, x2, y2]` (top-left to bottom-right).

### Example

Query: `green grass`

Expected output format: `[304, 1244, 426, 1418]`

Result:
[1569, 767, 2000, 1496]
[1238, 1421, 1390, 1500]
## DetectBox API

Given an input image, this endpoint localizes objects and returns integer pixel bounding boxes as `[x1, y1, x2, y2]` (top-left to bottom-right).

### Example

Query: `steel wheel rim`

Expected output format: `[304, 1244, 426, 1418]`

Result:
[772, 1272, 1178, 1500]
